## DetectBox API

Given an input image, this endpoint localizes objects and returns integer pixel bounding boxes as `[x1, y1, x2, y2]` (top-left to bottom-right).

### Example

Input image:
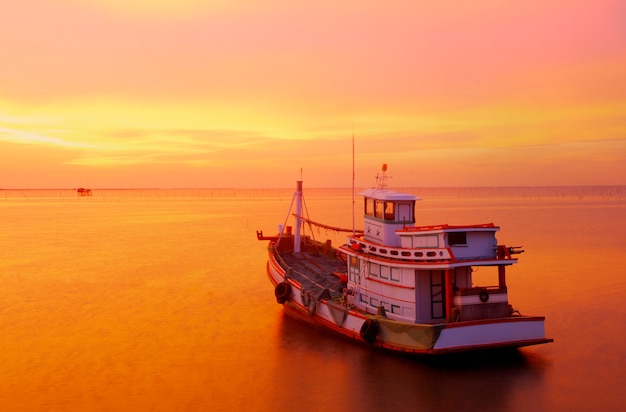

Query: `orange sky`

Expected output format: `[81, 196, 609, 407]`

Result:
[1, 0, 625, 188]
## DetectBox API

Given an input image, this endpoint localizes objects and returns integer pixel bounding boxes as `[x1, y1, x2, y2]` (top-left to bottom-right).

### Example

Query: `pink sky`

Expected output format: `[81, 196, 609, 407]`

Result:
[1, 0, 625, 188]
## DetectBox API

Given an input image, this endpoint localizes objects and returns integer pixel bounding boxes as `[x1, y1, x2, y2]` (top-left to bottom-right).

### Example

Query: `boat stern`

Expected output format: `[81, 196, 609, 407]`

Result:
[432, 316, 553, 353]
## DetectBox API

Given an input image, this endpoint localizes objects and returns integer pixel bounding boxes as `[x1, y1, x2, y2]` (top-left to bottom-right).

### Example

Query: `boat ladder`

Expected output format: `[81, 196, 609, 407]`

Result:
[347, 255, 368, 309]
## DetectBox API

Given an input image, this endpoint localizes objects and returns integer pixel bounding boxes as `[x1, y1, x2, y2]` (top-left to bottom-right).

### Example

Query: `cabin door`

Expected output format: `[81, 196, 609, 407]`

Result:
[429, 270, 446, 319]
[398, 203, 412, 224]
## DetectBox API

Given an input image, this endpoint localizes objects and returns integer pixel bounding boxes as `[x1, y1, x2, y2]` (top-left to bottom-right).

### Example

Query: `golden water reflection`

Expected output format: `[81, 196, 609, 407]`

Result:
[0, 188, 624, 411]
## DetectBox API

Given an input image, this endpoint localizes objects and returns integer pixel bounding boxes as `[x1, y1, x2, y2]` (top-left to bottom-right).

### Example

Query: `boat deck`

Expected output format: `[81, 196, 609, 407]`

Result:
[278, 251, 346, 299]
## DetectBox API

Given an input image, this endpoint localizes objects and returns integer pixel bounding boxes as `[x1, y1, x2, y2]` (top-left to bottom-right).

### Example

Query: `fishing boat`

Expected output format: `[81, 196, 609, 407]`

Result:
[257, 165, 553, 355]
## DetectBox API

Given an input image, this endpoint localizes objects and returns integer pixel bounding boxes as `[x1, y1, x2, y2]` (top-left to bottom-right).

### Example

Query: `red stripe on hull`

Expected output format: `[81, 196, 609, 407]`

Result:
[426, 338, 554, 354]
[441, 316, 547, 328]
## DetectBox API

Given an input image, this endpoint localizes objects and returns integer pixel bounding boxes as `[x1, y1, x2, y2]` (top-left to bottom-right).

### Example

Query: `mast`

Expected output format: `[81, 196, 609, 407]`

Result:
[294, 180, 303, 253]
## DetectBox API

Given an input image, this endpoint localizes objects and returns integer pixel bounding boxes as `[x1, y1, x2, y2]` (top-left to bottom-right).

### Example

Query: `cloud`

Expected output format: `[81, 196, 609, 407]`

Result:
[62, 128, 273, 167]
[0, 126, 96, 149]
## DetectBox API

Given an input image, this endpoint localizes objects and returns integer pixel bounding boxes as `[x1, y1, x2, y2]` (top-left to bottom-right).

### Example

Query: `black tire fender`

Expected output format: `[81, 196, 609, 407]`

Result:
[275, 282, 291, 304]
[360, 319, 379, 344]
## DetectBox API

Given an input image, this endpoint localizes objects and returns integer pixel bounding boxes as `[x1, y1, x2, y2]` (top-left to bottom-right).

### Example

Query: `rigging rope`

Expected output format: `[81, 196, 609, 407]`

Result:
[292, 214, 364, 234]
[276, 191, 297, 248]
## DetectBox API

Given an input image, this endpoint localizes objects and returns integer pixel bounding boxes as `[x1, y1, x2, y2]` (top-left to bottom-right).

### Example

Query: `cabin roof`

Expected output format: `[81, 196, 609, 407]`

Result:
[359, 188, 420, 201]
[398, 223, 500, 234]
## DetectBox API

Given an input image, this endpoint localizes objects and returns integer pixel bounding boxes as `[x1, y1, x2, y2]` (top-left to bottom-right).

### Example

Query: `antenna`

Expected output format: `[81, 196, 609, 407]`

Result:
[352, 126, 355, 235]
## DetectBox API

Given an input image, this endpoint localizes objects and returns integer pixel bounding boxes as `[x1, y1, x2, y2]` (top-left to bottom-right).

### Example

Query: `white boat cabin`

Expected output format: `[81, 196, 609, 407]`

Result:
[342, 187, 519, 325]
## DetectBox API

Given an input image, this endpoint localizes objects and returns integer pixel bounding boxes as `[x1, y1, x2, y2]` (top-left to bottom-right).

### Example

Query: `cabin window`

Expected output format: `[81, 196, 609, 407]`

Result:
[384, 201, 395, 220]
[448, 232, 467, 246]
[390, 267, 401, 282]
[365, 198, 374, 217]
[369, 262, 379, 277]
[380, 266, 390, 280]
[391, 304, 401, 315]
[370, 297, 380, 307]
[374, 200, 384, 219]
[360, 293, 368, 304]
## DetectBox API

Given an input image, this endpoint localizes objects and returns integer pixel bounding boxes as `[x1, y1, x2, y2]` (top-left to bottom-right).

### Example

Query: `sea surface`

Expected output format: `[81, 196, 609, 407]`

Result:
[1, 186, 625, 411]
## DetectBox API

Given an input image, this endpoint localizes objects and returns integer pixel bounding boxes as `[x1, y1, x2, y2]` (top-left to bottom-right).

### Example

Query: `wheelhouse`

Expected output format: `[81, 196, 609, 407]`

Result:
[343, 186, 522, 325]
[360, 188, 419, 247]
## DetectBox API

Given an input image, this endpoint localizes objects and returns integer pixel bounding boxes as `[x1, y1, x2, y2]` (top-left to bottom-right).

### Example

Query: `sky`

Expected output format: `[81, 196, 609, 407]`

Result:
[1, 0, 625, 188]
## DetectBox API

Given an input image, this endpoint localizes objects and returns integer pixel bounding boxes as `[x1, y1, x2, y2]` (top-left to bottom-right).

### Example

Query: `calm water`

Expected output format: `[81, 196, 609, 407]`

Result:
[0, 186, 625, 411]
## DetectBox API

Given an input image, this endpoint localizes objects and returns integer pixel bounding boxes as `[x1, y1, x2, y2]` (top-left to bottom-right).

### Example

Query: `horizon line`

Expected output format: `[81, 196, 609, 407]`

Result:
[2, 184, 625, 191]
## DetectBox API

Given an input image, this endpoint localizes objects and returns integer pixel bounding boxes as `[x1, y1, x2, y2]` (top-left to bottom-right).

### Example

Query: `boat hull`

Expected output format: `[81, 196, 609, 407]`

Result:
[266, 249, 553, 355]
